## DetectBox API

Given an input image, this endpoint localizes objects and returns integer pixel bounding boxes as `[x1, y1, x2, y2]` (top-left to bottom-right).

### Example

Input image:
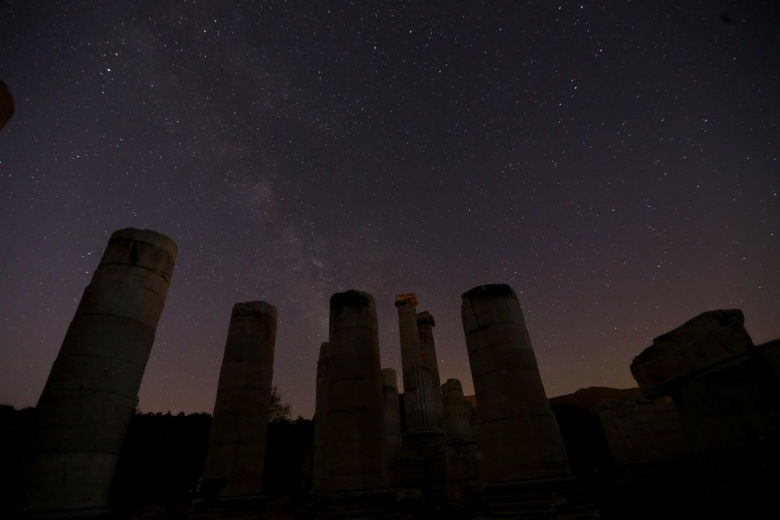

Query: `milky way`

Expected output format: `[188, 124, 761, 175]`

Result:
[1, 1, 778, 418]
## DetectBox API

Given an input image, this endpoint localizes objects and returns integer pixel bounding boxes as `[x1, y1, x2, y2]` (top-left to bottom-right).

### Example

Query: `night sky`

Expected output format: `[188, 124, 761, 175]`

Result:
[1, 1, 778, 419]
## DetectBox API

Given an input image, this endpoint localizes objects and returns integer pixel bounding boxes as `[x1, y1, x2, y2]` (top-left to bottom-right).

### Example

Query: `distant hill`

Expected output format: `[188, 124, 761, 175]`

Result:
[464, 386, 643, 415]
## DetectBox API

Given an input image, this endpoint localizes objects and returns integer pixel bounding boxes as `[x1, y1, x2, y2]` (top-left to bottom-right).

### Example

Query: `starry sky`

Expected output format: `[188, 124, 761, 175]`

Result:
[0, 1, 778, 419]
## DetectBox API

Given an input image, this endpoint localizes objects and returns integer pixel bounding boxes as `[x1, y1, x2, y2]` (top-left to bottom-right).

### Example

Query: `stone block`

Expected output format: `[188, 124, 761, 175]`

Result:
[630, 309, 754, 398]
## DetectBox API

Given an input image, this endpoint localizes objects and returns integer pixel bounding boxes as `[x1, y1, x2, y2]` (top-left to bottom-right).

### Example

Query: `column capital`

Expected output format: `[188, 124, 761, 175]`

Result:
[394, 293, 418, 307]
[416, 311, 436, 327]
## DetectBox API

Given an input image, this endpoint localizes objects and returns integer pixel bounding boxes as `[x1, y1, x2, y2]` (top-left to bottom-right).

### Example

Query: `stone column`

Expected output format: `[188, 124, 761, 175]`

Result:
[465, 400, 483, 451]
[395, 294, 439, 437]
[394, 294, 448, 509]
[199, 301, 277, 502]
[441, 379, 474, 446]
[441, 379, 486, 503]
[317, 290, 395, 519]
[461, 284, 596, 518]
[311, 341, 331, 496]
[381, 368, 402, 464]
[417, 312, 444, 429]
[20, 228, 177, 516]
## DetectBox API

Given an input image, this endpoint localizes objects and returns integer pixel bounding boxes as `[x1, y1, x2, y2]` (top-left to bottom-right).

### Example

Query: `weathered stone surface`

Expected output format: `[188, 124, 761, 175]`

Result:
[394, 295, 440, 436]
[317, 290, 395, 518]
[442, 379, 474, 445]
[396, 297, 423, 399]
[461, 284, 571, 483]
[200, 301, 277, 500]
[673, 349, 780, 454]
[394, 295, 448, 508]
[21, 228, 176, 515]
[461, 284, 599, 518]
[597, 397, 684, 466]
[630, 309, 754, 398]
[417, 311, 444, 429]
[622, 316, 780, 517]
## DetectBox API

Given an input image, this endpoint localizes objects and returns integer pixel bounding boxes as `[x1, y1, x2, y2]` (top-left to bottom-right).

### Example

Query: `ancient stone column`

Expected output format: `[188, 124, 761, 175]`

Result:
[317, 290, 395, 519]
[20, 228, 177, 516]
[465, 400, 483, 449]
[441, 379, 486, 503]
[461, 284, 595, 518]
[441, 379, 474, 446]
[311, 341, 331, 495]
[382, 368, 402, 463]
[199, 301, 277, 502]
[395, 294, 440, 438]
[394, 294, 448, 509]
[417, 311, 444, 428]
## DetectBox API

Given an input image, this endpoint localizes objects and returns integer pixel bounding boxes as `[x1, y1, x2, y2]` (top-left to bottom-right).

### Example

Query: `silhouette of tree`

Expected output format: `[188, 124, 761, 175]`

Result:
[268, 385, 291, 424]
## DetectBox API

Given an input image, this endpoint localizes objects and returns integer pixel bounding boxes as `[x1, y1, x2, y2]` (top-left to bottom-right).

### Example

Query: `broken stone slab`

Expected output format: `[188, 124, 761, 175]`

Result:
[630, 309, 755, 398]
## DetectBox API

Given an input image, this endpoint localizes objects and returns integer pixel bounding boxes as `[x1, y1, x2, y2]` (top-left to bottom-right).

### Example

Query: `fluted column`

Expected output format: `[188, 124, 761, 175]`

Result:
[393, 295, 448, 506]
[417, 311, 444, 429]
[312, 341, 331, 495]
[200, 301, 277, 500]
[21, 228, 177, 516]
[395, 294, 439, 435]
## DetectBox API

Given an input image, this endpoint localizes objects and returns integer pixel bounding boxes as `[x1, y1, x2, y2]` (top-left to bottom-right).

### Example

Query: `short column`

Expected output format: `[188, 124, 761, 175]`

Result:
[441, 379, 474, 446]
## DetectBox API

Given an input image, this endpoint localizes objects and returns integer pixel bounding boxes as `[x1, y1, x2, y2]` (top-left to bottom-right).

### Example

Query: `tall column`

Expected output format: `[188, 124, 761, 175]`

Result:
[20, 228, 177, 516]
[394, 294, 440, 438]
[199, 301, 277, 502]
[381, 368, 402, 464]
[311, 341, 331, 495]
[394, 294, 448, 509]
[461, 284, 597, 518]
[417, 312, 444, 429]
[317, 290, 395, 519]
[441, 379, 474, 446]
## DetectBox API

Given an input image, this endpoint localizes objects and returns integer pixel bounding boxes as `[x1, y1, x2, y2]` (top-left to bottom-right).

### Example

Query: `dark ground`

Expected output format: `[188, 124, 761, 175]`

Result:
[1, 400, 778, 519]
